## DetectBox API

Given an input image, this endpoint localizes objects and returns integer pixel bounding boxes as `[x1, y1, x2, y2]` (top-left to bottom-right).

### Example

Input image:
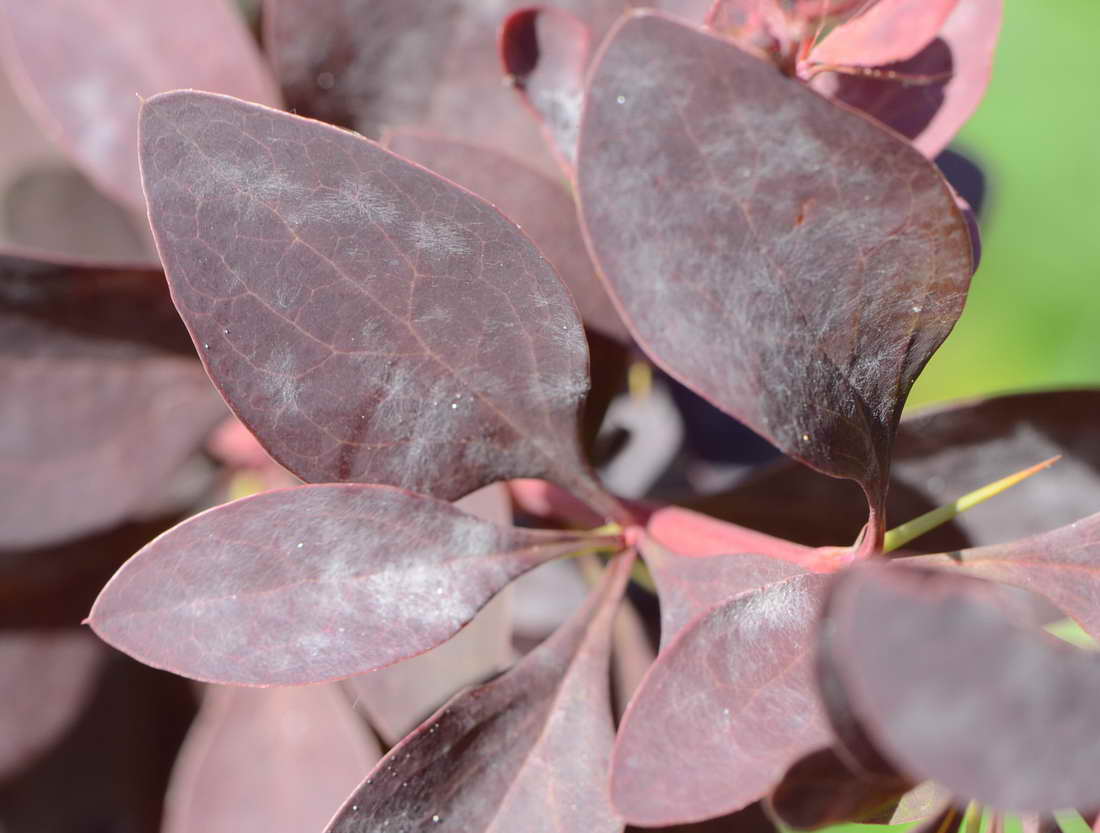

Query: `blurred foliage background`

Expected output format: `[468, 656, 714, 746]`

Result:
[908, 0, 1100, 408]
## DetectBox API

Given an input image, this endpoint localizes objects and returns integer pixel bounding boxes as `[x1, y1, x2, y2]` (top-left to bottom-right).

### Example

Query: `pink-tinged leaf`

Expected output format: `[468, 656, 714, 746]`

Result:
[89, 484, 621, 685]
[809, 0, 960, 68]
[577, 13, 973, 521]
[0, 252, 226, 548]
[164, 683, 380, 833]
[911, 512, 1100, 642]
[140, 91, 619, 517]
[0, 0, 280, 212]
[768, 746, 913, 829]
[0, 629, 104, 780]
[611, 572, 832, 826]
[647, 505, 814, 565]
[611, 595, 657, 716]
[816, 0, 1003, 158]
[384, 130, 629, 343]
[343, 485, 517, 744]
[821, 562, 1100, 812]
[501, 7, 589, 174]
[326, 553, 633, 833]
[639, 532, 806, 646]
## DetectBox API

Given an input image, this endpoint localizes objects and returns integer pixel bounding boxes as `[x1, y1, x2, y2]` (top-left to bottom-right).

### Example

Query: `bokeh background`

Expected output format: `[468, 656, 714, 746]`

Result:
[907, 0, 1100, 408]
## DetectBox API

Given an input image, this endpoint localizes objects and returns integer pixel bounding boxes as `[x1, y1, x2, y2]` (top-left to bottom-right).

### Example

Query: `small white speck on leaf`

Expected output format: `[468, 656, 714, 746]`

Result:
[616, 95, 627, 104]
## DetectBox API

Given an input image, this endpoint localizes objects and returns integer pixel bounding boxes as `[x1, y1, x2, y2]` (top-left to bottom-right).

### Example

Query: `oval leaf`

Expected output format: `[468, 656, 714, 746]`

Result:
[89, 484, 620, 685]
[164, 683, 380, 833]
[577, 12, 974, 518]
[611, 572, 832, 826]
[140, 90, 617, 515]
[0, 252, 225, 548]
[820, 562, 1100, 812]
[0, 0, 281, 211]
[0, 630, 104, 780]
[327, 552, 633, 833]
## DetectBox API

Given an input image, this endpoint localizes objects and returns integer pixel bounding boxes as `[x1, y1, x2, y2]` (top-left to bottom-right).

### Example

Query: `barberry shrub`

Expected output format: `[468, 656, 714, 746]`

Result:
[5, 1, 1100, 832]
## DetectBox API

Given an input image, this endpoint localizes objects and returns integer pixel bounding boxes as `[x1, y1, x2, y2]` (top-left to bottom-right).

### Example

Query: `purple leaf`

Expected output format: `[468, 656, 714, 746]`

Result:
[163, 683, 380, 833]
[140, 91, 619, 516]
[577, 13, 973, 523]
[639, 532, 806, 646]
[611, 572, 832, 826]
[0, 0, 281, 212]
[815, 0, 1003, 158]
[500, 7, 589, 174]
[384, 130, 629, 342]
[89, 484, 621, 685]
[326, 552, 633, 833]
[809, 0, 960, 68]
[911, 512, 1100, 642]
[768, 746, 912, 829]
[0, 629, 104, 780]
[0, 252, 226, 548]
[820, 562, 1100, 812]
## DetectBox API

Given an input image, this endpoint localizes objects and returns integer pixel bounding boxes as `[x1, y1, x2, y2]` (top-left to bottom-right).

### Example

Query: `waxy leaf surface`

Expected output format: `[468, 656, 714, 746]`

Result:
[578, 13, 973, 517]
[821, 563, 1100, 812]
[164, 683, 380, 833]
[0, 252, 225, 548]
[385, 131, 627, 342]
[0, 0, 281, 211]
[89, 484, 619, 685]
[612, 572, 832, 826]
[0, 629, 104, 780]
[809, 0, 959, 68]
[913, 512, 1100, 642]
[638, 532, 806, 646]
[816, 0, 1003, 158]
[500, 8, 589, 174]
[327, 553, 632, 833]
[140, 91, 615, 514]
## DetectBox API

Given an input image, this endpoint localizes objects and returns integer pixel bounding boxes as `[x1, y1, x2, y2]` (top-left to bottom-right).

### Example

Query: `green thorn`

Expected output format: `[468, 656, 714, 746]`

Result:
[884, 455, 1061, 554]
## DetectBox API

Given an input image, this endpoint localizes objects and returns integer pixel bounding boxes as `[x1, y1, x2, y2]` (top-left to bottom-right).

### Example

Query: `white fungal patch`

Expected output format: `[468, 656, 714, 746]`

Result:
[409, 219, 471, 258]
[291, 180, 400, 228]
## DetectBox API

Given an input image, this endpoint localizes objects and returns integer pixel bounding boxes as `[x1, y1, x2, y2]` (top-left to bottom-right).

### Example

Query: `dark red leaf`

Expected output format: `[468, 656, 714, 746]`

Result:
[768, 746, 912, 830]
[577, 13, 973, 524]
[809, 0, 959, 68]
[326, 553, 633, 833]
[0, 629, 104, 780]
[164, 683, 380, 833]
[0, 252, 225, 548]
[611, 572, 832, 826]
[638, 531, 807, 646]
[501, 7, 589, 175]
[384, 130, 628, 342]
[820, 562, 1100, 812]
[0, 0, 281, 211]
[140, 91, 620, 516]
[911, 512, 1100, 642]
[815, 0, 1003, 158]
[89, 484, 621, 685]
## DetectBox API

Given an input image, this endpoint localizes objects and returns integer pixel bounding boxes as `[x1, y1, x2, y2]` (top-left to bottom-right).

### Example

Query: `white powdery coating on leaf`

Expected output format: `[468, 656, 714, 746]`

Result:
[409, 218, 472, 257]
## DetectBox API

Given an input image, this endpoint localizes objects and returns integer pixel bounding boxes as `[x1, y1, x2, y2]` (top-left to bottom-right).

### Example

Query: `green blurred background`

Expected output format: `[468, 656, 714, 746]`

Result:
[907, 0, 1100, 408]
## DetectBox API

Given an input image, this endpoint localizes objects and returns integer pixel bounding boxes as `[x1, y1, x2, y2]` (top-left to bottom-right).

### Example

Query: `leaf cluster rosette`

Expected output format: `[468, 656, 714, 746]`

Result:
[7, 2, 1100, 832]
